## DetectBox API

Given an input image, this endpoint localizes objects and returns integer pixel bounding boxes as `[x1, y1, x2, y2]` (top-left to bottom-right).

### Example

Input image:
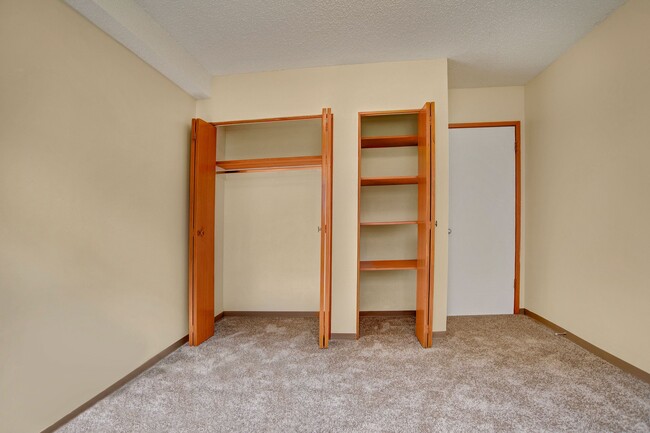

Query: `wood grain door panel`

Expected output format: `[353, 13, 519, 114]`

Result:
[189, 118, 216, 346]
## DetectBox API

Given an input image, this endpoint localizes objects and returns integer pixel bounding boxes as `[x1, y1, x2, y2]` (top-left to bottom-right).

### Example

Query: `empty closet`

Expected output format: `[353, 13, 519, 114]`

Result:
[357, 103, 435, 348]
[189, 110, 333, 348]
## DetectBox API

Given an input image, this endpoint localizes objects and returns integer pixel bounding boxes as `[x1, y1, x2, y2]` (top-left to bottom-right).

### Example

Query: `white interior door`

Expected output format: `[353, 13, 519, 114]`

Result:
[448, 126, 515, 315]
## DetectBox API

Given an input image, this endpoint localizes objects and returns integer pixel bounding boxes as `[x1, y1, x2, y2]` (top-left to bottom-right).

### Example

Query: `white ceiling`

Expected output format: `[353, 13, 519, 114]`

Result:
[67, 0, 625, 97]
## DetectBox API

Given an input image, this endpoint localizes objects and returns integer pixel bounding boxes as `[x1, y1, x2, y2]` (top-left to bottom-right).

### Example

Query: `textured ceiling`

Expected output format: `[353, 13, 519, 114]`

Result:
[131, 0, 624, 88]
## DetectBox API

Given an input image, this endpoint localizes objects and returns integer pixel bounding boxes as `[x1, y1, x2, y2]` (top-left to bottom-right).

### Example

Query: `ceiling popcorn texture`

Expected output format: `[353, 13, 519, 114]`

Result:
[132, 0, 624, 88]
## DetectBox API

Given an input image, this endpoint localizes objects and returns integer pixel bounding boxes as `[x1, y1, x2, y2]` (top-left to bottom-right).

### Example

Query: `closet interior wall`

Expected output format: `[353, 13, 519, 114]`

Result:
[215, 119, 323, 314]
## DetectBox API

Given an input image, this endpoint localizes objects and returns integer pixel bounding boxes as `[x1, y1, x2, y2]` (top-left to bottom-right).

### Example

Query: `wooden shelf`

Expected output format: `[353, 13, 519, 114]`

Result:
[360, 260, 417, 271]
[216, 155, 322, 173]
[360, 221, 418, 226]
[360, 176, 418, 186]
[361, 135, 418, 148]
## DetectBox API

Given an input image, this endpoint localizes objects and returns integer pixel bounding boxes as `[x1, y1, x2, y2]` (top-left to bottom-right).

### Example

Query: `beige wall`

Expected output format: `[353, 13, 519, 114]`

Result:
[0, 1, 196, 432]
[448, 86, 526, 307]
[216, 121, 322, 312]
[197, 60, 450, 333]
[525, 0, 650, 373]
[449, 86, 524, 124]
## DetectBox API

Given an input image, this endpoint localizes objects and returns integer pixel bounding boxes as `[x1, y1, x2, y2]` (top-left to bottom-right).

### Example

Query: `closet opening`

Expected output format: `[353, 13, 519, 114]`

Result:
[189, 110, 333, 348]
[357, 104, 435, 348]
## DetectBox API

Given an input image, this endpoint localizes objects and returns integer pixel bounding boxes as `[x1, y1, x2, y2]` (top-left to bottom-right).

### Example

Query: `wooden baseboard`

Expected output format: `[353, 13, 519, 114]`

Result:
[359, 310, 416, 316]
[522, 308, 650, 384]
[41, 333, 189, 433]
[222, 311, 319, 318]
[330, 333, 357, 340]
[42, 311, 228, 433]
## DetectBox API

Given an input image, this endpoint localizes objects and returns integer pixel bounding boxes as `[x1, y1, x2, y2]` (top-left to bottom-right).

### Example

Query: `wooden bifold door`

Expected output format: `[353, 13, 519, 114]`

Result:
[188, 110, 333, 348]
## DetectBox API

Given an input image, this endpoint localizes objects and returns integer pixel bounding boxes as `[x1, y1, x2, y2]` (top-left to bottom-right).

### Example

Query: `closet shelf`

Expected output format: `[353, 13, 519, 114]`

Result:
[216, 155, 322, 173]
[360, 176, 418, 186]
[360, 260, 418, 271]
[361, 135, 418, 148]
[360, 221, 418, 226]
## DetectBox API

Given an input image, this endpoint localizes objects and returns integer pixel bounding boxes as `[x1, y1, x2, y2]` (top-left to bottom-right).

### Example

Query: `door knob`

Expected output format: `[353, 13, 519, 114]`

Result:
[197, 228, 205, 237]
[448, 228, 452, 235]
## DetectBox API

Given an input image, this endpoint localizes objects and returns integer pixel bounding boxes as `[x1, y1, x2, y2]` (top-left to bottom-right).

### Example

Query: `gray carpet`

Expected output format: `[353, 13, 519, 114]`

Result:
[59, 315, 650, 432]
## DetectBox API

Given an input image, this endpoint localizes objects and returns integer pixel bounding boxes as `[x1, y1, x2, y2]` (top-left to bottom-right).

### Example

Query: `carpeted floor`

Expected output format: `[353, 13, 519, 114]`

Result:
[58, 315, 650, 432]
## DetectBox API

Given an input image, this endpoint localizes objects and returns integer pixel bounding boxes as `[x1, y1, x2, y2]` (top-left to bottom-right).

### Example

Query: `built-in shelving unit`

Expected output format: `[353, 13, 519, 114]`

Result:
[357, 104, 435, 348]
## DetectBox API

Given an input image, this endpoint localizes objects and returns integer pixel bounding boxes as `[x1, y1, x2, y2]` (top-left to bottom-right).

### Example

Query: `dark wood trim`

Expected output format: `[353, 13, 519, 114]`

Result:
[214, 312, 224, 323]
[211, 114, 321, 126]
[356, 112, 361, 340]
[41, 334, 189, 433]
[330, 333, 357, 340]
[448, 121, 521, 314]
[522, 309, 650, 384]
[222, 311, 319, 318]
[360, 310, 416, 316]
[513, 122, 521, 315]
[448, 121, 520, 129]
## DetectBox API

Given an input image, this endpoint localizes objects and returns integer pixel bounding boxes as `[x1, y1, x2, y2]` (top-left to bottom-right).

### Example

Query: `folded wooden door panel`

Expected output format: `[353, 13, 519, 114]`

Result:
[189, 118, 216, 346]
[415, 103, 434, 348]
[319, 108, 333, 348]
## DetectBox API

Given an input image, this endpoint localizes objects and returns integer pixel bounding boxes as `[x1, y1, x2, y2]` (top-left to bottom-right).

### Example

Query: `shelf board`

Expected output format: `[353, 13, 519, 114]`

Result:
[360, 176, 418, 186]
[216, 155, 322, 173]
[360, 221, 418, 226]
[361, 135, 418, 148]
[360, 260, 417, 271]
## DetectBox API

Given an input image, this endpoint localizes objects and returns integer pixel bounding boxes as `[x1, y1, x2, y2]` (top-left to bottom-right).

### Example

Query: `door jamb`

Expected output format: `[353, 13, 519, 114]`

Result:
[448, 121, 521, 314]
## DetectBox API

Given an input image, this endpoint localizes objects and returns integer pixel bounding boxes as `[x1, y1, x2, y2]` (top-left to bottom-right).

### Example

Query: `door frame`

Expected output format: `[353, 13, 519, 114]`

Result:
[448, 121, 521, 314]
